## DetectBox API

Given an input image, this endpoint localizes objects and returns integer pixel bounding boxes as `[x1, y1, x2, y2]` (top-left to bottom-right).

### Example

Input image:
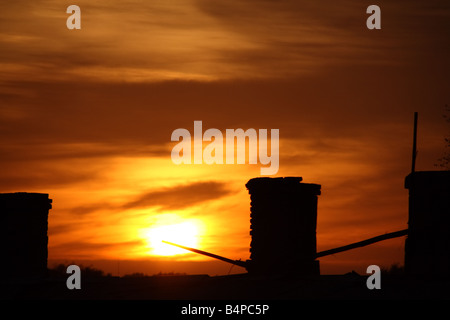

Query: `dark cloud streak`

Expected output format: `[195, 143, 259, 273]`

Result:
[121, 181, 235, 211]
[68, 181, 235, 216]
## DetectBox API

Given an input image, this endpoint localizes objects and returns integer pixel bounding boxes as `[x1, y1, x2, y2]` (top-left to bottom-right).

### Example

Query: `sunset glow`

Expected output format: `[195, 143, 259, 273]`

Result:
[1, 1, 449, 278]
[139, 215, 203, 257]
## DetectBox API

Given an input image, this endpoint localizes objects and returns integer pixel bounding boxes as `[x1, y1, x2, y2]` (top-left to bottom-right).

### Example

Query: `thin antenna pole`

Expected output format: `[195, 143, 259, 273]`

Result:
[411, 112, 418, 173]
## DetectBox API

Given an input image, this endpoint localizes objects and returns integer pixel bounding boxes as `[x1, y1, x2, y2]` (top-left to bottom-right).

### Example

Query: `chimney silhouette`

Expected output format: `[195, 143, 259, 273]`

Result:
[404, 171, 450, 276]
[246, 177, 321, 276]
[0, 193, 52, 279]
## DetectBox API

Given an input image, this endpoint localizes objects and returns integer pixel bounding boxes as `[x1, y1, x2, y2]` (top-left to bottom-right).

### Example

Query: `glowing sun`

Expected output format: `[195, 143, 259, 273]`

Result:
[141, 217, 202, 256]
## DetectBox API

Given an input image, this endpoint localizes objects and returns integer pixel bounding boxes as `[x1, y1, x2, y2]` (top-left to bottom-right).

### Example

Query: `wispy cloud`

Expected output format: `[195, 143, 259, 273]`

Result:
[121, 181, 235, 210]
[3, 0, 447, 84]
[68, 181, 236, 215]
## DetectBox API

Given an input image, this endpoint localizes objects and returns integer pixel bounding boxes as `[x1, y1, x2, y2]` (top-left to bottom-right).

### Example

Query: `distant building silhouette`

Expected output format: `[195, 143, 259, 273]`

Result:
[246, 177, 321, 276]
[405, 171, 450, 276]
[0, 193, 52, 279]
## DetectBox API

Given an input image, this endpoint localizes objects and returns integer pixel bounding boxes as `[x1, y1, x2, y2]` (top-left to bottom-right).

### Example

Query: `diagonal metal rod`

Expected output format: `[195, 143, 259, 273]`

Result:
[316, 229, 408, 258]
[162, 240, 247, 268]
[164, 229, 408, 268]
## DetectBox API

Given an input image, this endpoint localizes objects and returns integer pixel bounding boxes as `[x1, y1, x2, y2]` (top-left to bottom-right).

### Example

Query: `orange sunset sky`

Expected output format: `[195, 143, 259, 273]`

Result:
[1, 1, 449, 276]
